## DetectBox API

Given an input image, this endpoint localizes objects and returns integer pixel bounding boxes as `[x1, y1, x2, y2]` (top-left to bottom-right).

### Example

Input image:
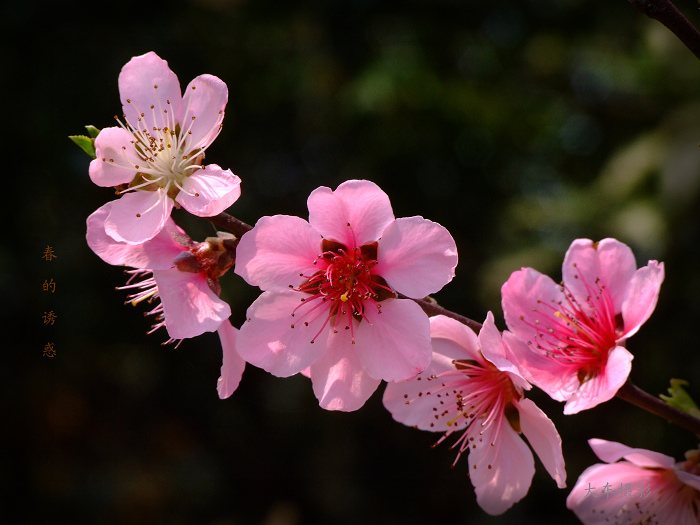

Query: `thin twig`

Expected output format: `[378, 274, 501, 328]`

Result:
[615, 378, 700, 437]
[628, 0, 700, 60]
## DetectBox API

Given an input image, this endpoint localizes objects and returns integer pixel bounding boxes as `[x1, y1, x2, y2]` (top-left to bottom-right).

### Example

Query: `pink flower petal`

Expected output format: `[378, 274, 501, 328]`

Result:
[479, 312, 529, 389]
[307, 180, 394, 247]
[566, 461, 662, 523]
[502, 331, 578, 402]
[234, 215, 322, 292]
[352, 298, 432, 382]
[517, 397, 566, 488]
[181, 74, 228, 149]
[428, 314, 481, 361]
[217, 320, 245, 399]
[310, 335, 381, 411]
[118, 52, 183, 134]
[469, 414, 535, 515]
[153, 269, 231, 339]
[501, 268, 567, 351]
[89, 127, 141, 186]
[620, 261, 665, 340]
[87, 201, 189, 269]
[676, 471, 700, 492]
[382, 351, 459, 431]
[235, 291, 326, 377]
[377, 217, 458, 298]
[588, 438, 675, 469]
[177, 166, 241, 216]
[105, 189, 174, 245]
[563, 346, 633, 414]
[562, 238, 637, 313]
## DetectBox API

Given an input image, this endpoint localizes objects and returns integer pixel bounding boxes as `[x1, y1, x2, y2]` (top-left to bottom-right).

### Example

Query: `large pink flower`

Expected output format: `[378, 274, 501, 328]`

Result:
[234, 179, 458, 411]
[501, 238, 664, 414]
[383, 313, 566, 515]
[567, 439, 700, 524]
[87, 201, 232, 341]
[89, 52, 241, 245]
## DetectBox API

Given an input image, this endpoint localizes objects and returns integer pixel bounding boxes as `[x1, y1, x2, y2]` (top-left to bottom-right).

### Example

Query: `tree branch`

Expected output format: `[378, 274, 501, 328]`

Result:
[615, 378, 700, 437]
[628, 0, 700, 60]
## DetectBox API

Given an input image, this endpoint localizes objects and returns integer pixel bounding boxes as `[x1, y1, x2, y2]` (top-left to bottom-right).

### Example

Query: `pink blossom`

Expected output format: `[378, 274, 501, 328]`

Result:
[234, 179, 458, 411]
[501, 238, 664, 414]
[89, 52, 241, 245]
[217, 320, 246, 399]
[86, 201, 232, 341]
[383, 313, 566, 515]
[567, 439, 700, 524]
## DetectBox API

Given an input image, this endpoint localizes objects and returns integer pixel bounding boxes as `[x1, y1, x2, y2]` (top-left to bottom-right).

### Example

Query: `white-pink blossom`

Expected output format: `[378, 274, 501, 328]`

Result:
[86, 201, 232, 341]
[89, 51, 241, 245]
[383, 313, 566, 515]
[501, 238, 664, 414]
[234, 179, 458, 412]
[567, 439, 700, 524]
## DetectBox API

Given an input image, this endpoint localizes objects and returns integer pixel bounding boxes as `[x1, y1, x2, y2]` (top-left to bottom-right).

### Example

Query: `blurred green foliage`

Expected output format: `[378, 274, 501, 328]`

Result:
[9, 0, 700, 524]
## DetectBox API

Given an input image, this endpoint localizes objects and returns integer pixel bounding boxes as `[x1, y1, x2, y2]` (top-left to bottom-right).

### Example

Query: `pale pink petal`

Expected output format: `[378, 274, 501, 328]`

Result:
[119, 52, 183, 133]
[429, 314, 481, 361]
[382, 352, 459, 431]
[105, 189, 174, 245]
[310, 333, 381, 411]
[479, 312, 529, 389]
[588, 438, 675, 469]
[217, 320, 245, 399]
[181, 74, 228, 149]
[676, 471, 700, 492]
[502, 331, 577, 402]
[307, 180, 394, 247]
[235, 291, 326, 377]
[234, 215, 322, 292]
[517, 397, 566, 488]
[566, 461, 662, 523]
[501, 268, 567, 350]
[377, 217, 458, 298]
[153, 269, 231, 339]
[177, 166, 241, 216]
[87, 201, 188, 269]
[619, 261, 665, 340]
[562, 238, 636, 312]
[352, 298, 432, 382]
[89, 127, 141, 186]
[563, 346, 633, 414]
[469, 415, 535, 515]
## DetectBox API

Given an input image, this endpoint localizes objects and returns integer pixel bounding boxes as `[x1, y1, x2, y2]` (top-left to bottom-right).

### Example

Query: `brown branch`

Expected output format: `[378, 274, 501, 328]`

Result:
[207, 212, 253, 238]
[628, 0, 700, 60]
[615, 378, 700, 437]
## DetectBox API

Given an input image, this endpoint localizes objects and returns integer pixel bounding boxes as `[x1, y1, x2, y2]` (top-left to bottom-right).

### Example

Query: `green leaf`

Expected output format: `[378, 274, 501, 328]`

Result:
[68, 134, 97, 159]
[85, 125, 100, 139]
[660, 379, 700, 418]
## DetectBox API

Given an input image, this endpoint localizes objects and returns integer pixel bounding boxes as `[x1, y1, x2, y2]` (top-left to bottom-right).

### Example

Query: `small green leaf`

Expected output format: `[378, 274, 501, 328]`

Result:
[69, 134, 97, 159]
[85, 125, 100, 139]
[660, 379, 700, 418]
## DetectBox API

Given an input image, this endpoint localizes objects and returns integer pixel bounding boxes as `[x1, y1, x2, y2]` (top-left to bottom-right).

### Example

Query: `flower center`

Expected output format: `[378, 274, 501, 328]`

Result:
[290, 239, 395, 343]
[112, 87, 214, 200]
[520, 263, 622, 382]
[403, 356, 522, 468]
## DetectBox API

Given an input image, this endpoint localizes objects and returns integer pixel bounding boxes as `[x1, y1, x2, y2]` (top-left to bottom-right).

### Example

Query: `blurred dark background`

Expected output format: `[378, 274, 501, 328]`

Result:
[7, 0, 700, 523]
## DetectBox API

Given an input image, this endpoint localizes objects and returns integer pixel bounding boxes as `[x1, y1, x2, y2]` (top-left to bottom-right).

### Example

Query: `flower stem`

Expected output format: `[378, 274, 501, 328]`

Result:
[628, 0, 700, 60]
[615, 378, 700, 437]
